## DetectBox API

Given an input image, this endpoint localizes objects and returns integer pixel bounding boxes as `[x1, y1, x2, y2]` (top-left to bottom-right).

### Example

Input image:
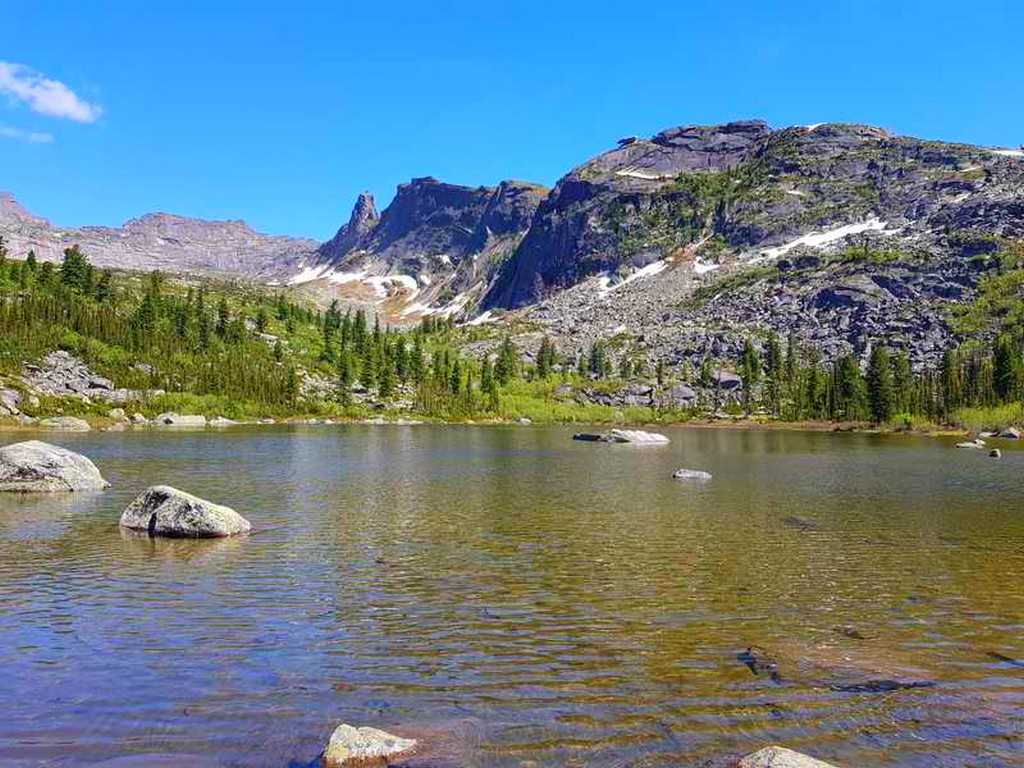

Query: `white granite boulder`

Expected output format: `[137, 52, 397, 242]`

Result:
[0, 440, 109, 492]
[322, 724, 416, 766]
[119, 485, 250, 538]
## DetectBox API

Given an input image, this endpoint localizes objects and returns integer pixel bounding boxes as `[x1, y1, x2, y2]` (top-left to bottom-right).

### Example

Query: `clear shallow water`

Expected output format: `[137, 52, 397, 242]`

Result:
[0, 425, 1021, 768]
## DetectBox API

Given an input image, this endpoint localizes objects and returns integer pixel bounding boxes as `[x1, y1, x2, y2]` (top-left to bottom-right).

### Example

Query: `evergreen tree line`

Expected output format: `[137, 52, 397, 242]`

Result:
[1, 239, 1021, 423]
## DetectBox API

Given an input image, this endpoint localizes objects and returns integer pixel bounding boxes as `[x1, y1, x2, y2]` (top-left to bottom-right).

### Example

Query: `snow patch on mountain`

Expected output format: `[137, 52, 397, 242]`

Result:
[754, 219, 894, 261]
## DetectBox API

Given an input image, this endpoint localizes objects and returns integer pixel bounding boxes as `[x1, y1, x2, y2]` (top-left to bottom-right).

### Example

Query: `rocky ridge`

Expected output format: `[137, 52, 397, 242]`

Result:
[0, 192, 317, 280]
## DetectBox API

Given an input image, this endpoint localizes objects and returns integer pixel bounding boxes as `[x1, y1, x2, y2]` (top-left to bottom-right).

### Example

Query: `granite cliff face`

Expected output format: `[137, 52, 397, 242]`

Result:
[482, 120, 1024, 310]
[0, 193, 316, 279]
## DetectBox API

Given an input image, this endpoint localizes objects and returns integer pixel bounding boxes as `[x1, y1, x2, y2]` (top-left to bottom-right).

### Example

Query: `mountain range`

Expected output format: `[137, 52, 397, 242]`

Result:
[3, 119, 1023, 368]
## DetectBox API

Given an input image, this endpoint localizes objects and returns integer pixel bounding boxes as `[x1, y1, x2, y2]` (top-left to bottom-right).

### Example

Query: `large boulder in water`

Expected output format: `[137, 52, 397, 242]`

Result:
[119, 485, 250, 538]
[0, 440, 110, 492]
[322, 724, 417, 766]
[739, 746, 842, 768]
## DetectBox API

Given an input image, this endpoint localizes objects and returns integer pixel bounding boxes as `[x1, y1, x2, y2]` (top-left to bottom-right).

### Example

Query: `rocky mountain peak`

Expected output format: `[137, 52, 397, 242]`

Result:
[649, 119, 772, 168]
[318, 191, 380, 262]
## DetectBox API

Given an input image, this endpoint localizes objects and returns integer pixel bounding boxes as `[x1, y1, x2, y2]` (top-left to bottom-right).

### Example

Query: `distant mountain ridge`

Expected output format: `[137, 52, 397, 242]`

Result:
[0, 192, 317, 279]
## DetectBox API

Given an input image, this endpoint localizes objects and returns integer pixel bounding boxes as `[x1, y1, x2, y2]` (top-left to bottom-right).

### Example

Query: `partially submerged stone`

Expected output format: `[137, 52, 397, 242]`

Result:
[0, 440, 109, 492]
[955, 439, 985, 449]
[673, 468, 712, 481]
[573, 428, 670, 444]
[208, 416, 240, 427]
[39, 416, 91, 431]
[119, 485, 250, 538]
[323, 724, 416, 766]
[739, 746, 841, 768]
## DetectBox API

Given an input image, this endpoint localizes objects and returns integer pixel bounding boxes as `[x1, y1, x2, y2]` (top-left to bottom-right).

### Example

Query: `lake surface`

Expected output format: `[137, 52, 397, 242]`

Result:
[0, 425, 1021, 767]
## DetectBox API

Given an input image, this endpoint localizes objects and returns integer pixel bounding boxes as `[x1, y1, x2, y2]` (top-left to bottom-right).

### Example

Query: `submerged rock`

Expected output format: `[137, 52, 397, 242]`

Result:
[573, 429, 670, 444]
[739, 746, 841, 767]
[208, 416, 240, 427]
[673, 468, 712, 481]
[119, 485, 250, 538]
[322, 724, 417, 766]
[955, 439, 985, 449]
[737, 647, 781, 682]
[39, 416, 91, 431]
[990, 448, 1002, 458]
[0, 440, 110, 492]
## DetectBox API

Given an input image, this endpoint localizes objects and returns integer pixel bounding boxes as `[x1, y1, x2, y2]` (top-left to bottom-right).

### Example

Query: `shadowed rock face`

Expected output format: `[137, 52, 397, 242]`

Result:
[0, 440, 109, 492]
[316, 178, 545, 275]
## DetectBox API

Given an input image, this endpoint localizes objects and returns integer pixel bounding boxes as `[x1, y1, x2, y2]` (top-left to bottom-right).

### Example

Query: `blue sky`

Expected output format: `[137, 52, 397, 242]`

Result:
[2, 1, 1022, 241]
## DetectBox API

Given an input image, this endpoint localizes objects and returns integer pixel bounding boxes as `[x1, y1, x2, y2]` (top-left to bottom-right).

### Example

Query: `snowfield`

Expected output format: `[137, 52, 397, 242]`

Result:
[597, 260, 668, 295]
[755, 218, 893, 261]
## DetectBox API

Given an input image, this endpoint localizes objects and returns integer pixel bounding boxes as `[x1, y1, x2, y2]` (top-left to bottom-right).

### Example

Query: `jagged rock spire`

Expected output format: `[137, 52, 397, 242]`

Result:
[318, 191, 380, 262]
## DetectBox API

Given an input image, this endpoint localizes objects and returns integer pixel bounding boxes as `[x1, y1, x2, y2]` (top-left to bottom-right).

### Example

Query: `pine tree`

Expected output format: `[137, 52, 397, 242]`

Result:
[495, 337, 518, 385]
[196, 289, 211, 350]
[449, 359, 462, 394]
[481, 354, 494, 394]
[866, 345, 894, 424]
[765, 332, 783, 415]
[536, 336, 556, 379]
[993, 334, 1021, 402]
[739, 339, 761, 414]
[835, 354, 866, 421]
[940, 348, 962, 416]
[890, 351, 914, 414]
[216, 297, 230, 338]
[95, 269, 114, 303]
[588, 341, 606, 378]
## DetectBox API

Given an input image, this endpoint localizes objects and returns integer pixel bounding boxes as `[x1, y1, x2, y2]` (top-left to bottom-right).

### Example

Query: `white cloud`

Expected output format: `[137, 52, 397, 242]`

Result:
[0, 61, 102, 123]
[0, 125, 53, 144]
